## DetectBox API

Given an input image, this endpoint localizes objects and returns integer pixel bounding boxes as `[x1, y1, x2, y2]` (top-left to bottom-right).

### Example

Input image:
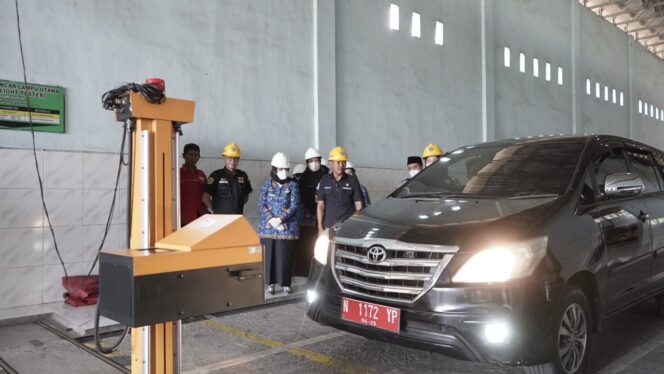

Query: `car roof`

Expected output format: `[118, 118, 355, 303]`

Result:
[466, 134, 661, 153]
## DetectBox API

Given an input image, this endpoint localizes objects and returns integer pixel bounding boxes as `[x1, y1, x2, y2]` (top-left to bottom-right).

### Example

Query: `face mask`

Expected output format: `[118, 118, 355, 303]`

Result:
[308, 161, 320, 172]
[409, 170, 419, 178]
[277, 170, 288, 181]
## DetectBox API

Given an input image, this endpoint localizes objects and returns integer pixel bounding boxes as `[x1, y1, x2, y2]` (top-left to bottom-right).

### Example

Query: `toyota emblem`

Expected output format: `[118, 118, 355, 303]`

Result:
[367, 245, 387, 263]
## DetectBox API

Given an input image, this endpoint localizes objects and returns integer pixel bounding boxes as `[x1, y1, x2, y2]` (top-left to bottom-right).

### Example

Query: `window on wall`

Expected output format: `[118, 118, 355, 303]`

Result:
[595, 82, 600, 98]
[504, 47, 511, 67]
[620, 92, 624, 106]
[411, 12, 421, 38]
[586, 79, 591, 95]
[435, 22, 444, 45]
[545, 62, 551, 81]
[612, 89, 616, 104]
[533, 58, 539, 77]
[389, 4, 399, 30]
[604, 86, 609, 101]
[557, 67, 563, 85]
[639, 100, 643, 113]
[519, 53, 526, 73]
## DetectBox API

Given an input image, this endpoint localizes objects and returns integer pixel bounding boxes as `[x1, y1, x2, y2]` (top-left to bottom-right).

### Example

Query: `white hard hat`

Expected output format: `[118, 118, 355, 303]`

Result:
[305, 147, 321, 161]
[293, 164, 306, 174]
[345, 161, 354, 169]
[271, 152, 290, 168]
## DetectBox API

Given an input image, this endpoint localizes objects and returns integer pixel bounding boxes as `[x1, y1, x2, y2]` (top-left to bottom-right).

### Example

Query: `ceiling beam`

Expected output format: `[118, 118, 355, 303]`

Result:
[589, 0, 624, 10]
[635, 32, 664, 41]
[603, 9, 633, 18]
[628, 22, 660, 33]
[615, 11, 662, 26]
[647, 39, 664, 48]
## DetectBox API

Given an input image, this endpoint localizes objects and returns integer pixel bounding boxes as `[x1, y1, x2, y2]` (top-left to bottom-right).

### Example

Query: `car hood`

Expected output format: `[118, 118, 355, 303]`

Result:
[333, 196, 561, 249]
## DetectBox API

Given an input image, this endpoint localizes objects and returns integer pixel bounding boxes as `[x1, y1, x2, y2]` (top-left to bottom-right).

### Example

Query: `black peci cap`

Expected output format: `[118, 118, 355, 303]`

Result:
[407, 156, 423, 166]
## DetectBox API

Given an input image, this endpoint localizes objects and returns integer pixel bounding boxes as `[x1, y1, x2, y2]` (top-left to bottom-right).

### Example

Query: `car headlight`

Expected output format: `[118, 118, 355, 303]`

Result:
[452, 237, 548, 283]
[314, 231, 330, 265]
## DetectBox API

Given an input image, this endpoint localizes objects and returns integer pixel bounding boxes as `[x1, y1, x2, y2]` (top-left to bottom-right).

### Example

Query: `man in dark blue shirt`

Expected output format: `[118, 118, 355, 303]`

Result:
[316, 147, 363, 234]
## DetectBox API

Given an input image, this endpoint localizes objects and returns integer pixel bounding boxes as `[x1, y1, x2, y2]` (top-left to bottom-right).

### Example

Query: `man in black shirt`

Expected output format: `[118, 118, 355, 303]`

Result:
[203, 143, 253, 214]
[316, 146, 363, 234]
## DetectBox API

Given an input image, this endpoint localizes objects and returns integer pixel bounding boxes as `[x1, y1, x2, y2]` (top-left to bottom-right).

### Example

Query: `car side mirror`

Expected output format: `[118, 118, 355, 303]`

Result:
[604, 173, 644, 197]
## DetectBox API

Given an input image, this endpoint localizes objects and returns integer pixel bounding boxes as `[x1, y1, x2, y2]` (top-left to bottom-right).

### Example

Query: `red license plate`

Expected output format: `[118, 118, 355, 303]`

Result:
[341, 297, 400, 333]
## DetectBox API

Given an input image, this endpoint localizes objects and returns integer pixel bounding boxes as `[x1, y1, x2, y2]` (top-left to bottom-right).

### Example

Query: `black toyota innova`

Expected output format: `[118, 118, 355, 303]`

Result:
[306, 135, 664, 374]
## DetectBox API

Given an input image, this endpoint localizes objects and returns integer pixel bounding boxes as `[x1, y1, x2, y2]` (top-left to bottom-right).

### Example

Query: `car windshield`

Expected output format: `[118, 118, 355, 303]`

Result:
[395, 141, 585, 198]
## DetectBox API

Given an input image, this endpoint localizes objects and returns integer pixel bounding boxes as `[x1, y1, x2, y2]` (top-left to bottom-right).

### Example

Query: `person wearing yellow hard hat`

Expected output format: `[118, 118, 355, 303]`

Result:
[422, 143, 444, 168]
[203, 143, 253, 214]
[316, 147, 364, 235]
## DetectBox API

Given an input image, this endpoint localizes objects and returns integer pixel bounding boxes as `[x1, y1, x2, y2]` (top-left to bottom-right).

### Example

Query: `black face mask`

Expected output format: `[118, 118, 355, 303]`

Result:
[271, 166, 289, 184]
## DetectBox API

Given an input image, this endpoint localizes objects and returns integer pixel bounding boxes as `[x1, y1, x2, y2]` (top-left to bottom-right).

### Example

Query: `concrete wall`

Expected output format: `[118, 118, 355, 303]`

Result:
[335, 0, 482, 168]
[2, 0, 664, 310]
[493, 0, 573, 138]
[0, 0, 315, 161]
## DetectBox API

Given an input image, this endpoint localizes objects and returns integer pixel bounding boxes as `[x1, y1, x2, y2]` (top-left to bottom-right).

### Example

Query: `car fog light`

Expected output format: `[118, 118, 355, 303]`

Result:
[306, 289, 318, 304]
[484, 322, 510, 344]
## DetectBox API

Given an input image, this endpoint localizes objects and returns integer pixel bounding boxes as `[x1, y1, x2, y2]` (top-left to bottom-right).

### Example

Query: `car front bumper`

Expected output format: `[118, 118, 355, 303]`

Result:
[305, 260, 562, 366]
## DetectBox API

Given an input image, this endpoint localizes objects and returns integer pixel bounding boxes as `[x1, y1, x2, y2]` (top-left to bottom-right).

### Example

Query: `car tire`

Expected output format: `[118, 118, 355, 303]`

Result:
[656, 293, 664, 318]
[524, 286, 592, 374]
[547, 286, 593, 374]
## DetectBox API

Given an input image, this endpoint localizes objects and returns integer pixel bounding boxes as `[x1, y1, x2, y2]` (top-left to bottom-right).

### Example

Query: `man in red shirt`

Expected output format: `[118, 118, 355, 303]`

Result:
[180, 143, 207, 226]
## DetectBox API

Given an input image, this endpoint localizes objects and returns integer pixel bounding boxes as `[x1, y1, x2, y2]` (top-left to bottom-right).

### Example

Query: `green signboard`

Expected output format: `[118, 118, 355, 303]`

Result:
[0, 79, 65, 133]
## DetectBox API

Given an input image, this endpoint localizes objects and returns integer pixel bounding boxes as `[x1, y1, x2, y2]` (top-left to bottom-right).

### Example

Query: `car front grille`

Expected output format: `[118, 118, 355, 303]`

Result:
[331, 238, 458, 304]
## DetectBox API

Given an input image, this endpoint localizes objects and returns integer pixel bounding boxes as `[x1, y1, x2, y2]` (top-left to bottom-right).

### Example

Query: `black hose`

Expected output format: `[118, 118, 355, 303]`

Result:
[94, 302, 130, 354]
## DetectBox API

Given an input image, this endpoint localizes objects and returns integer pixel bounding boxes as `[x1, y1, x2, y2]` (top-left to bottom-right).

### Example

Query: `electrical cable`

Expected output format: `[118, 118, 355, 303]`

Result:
[102, 82, 165, 111]
[13, 0, 71, 295]
[14, 0, 132, 353]
[86, 121, 129, 276]
[91, 120, 131, 354]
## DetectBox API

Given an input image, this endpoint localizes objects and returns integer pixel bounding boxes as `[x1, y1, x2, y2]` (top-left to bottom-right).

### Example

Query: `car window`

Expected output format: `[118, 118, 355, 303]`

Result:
[652, 152, 664, 189]
[626, 151, 661, 193]
[395, 142, 584, 198]
[594, 150, 629, 199]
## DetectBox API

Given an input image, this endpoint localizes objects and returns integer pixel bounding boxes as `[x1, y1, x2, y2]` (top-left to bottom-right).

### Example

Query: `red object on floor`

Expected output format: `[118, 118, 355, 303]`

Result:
[62, 275, 99, 307]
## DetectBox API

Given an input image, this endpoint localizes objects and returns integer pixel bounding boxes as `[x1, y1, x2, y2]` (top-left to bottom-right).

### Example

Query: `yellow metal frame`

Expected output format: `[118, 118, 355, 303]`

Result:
[126, 93, 194, 374]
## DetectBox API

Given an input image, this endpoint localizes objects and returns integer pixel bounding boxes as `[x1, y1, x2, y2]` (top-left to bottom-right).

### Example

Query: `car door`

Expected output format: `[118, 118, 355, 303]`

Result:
[586, 143, 653, 313]
[644, 150, 664, 293]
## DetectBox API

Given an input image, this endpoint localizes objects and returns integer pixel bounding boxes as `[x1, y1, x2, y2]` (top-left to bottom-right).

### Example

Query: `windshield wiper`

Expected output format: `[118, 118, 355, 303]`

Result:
[401, 192, 494, 199]
[503, 192, 559, 199]
[401, 192, 453, 198]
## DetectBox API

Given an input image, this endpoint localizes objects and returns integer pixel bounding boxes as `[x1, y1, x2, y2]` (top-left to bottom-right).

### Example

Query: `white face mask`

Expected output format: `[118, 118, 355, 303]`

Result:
[408, 170, 419, 178]
[277, 170, 288, 181]
[308, 161, 320, 172]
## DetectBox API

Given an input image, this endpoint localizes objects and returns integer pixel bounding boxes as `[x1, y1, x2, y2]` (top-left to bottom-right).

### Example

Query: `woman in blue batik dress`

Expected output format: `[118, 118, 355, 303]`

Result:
[259, 152, 300, 295]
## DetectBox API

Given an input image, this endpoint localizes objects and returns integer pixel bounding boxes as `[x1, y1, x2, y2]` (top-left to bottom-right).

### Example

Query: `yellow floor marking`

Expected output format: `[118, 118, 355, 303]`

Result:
[82, 341, 127, 358]
[200, 319, 375, 374]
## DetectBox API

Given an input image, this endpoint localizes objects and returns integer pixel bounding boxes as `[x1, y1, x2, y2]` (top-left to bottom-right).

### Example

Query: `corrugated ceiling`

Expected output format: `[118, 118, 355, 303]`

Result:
[582, 0, 664, 59]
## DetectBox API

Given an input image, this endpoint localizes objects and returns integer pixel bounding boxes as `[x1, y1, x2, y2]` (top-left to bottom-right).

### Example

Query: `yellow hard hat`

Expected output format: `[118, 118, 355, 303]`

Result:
[422, 143, 443, 158]
[328, 146, 348, 161]
[222, 143, 241, 158]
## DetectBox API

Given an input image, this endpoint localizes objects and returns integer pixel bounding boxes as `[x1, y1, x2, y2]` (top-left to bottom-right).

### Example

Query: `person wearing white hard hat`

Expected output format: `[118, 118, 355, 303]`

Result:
[298, 148, 329, 226]
[292, 148, 330, 277]
[344, 161, 371, 208]
[258, 152, 300, 295]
